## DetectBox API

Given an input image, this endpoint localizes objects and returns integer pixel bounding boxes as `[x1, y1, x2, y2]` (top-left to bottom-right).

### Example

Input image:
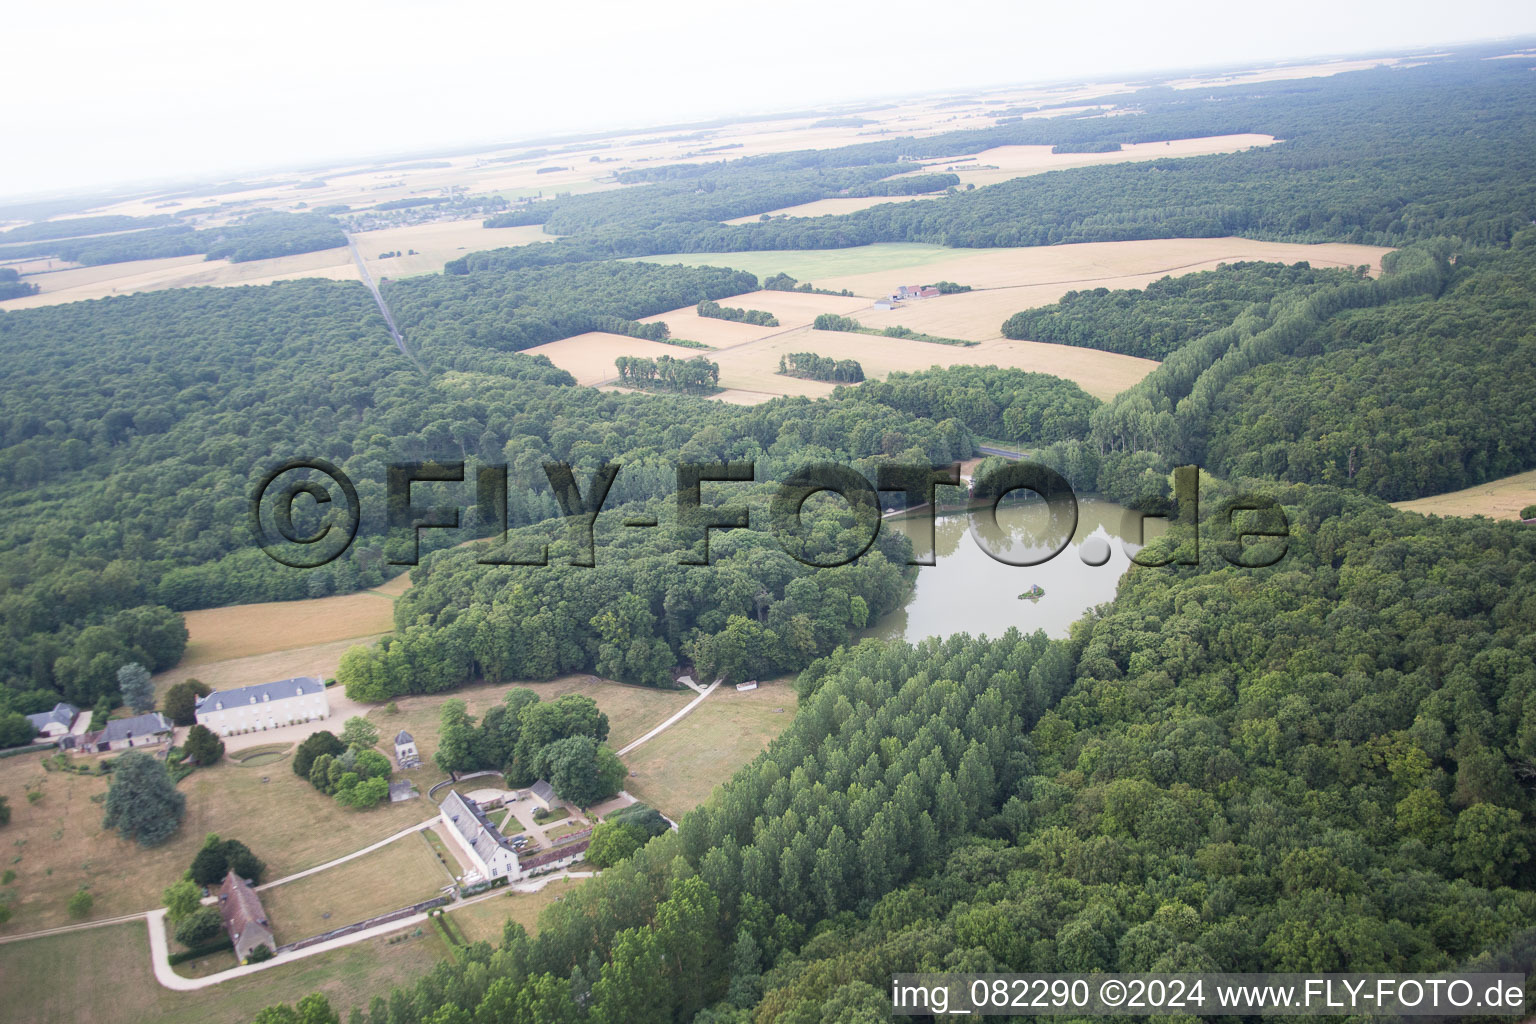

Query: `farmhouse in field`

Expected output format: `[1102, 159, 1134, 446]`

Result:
[528, 779, 557, 812]
[84, 711, 173, 752]
[218, 870, 275, 963]
[873, 298, 897, 310]
[394, 730, 419, 767]
[24, 702, 79, 739]
[892, 284, 940, 301]
[195, 676, 329, 736]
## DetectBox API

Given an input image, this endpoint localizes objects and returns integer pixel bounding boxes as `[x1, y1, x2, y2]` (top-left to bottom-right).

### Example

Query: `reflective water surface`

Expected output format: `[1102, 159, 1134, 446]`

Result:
[870, 496, 1166, 642]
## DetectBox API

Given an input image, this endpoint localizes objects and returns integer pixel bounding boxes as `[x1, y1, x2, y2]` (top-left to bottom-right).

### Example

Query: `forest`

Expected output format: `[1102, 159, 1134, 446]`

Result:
[613, 354, 720, 392]
[776, 353, 864, 383]
[389, 261, 758, 355]
[696, 300, 778, 327]
[266, 484, 1536, 1023]
[0, 268, 37, 301]
[1000, 261, 1368, 358]
[0, 212, 346, 266]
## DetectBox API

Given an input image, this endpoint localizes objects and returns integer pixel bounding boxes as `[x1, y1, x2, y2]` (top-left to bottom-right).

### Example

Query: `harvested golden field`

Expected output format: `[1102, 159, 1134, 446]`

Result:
[1392, 470, 1536, 520]
[638, 238, 1392, 304]
[355, 219, 553, 279]
[723, 193, 939, 224]
[619, 239, 1390, 404]
[0, 918, 454, 1024]
[373, 569, 415, 597]
[524, 332, 711, 386]
[914, 133, 1278, 188]
[0, 748, 437, 936]
[3, 248, 358, 309]
[708, 323, 1157, 403]
[1165, 56, 1408, 89]
[150, 636, 383, 702]
[623, 680, 797, 819]
[173, 591, 398, 667]
[629, 288, 870, 349]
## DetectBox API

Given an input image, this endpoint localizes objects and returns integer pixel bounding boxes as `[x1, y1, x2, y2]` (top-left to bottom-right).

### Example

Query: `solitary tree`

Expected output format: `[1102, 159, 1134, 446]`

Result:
[183, 724, 224, 766]
[102, 751, 185, 846]
[67, 887, 94, 919]
[163, 679, 211, 726]
[117, 662, 155, 714]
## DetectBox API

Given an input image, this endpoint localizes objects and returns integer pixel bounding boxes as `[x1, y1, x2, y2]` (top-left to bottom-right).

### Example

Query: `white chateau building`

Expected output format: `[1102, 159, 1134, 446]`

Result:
[440, 790, 521, 882]
[195, 676, 330, 736]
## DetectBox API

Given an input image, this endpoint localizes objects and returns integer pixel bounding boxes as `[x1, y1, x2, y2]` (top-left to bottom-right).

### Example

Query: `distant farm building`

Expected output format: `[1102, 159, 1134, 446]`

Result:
[84, 712, 173, 752]
[892, 285, 940, 301]
[219, 870, 275, 963]
[873, 299, 897, 310]
[25, 702, 79, 739]
[528, 779, 557, 812]
[195, 676, 329, 736]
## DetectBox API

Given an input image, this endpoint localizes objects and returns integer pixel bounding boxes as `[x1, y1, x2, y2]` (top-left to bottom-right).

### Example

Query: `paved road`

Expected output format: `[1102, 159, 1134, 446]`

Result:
[149, 870, 597, 991]
[346, 235, 426, 375]
[975, 445, 1024, 460]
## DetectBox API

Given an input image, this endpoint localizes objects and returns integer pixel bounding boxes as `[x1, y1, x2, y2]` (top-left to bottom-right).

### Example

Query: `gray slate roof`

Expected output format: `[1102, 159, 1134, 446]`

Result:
[25, 702, 78, 731]
[442, 790, 515, 864]
[530, 779, 556, 803]
[395, 730, 414, 744]
[198, 676, 322, 712]
[98, 712, 172, 744]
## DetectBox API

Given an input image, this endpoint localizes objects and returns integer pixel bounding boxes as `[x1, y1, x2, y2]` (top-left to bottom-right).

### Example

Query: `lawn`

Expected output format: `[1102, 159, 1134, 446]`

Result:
[622, 680, 798, 819]
[366, 675, 693, 791]
[0, 917, 453, 1024]
[258, 831, 449, 945]
[448, 877, 586, 944]
[0, 748, 437, 936]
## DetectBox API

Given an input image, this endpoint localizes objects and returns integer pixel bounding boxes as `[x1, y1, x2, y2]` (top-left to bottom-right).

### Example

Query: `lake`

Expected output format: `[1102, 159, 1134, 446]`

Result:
[870, 496, 1165, 642]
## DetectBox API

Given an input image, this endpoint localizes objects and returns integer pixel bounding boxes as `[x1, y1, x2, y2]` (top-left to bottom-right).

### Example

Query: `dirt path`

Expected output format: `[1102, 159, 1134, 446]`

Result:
[614, 678, 722, 756]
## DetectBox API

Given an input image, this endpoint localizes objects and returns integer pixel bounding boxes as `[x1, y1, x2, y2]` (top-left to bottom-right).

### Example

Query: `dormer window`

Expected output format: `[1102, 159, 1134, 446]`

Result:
[249, 696, 256, 704]
[262, 693, 270, 702]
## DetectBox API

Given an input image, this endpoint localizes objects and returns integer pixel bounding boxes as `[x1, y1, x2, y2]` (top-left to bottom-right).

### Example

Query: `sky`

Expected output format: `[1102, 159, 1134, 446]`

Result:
[4, 0, 1535, 199]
